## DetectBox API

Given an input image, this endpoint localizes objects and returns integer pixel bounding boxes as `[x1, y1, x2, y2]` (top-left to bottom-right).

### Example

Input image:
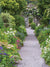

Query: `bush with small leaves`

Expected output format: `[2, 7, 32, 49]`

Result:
[31, 22, 36, 29]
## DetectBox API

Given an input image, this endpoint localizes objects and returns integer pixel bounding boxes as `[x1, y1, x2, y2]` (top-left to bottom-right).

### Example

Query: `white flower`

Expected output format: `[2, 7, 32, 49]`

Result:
[44, 51, 47, 54]
[38, 24, 40, 26]
[44, 47, 45, 49]
[49, 36, 50, 38]
[44, 47, 47, 50]
[7, 31, 9, 33]
[46, 39, 48, 43]
[10, 28, 12, 30]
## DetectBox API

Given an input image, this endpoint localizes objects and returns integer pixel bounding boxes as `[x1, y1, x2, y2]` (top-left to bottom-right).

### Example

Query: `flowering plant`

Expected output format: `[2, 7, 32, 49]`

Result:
[41, 36, 50, 65]
[0, 28, 22, 67]
[0, 43, 21, 67]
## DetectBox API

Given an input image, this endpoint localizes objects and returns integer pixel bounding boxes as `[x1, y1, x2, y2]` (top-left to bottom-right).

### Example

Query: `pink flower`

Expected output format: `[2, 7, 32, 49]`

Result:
[16, 40, 20, 43]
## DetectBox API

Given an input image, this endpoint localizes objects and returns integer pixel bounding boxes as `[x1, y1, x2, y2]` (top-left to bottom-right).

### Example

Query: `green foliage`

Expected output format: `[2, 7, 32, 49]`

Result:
[1, 12, 15, 28]
[34, 0, 50, 65]
[29, 17, 33, 23]
[0, 45, 21, 67]
[38, 30, 48, 43]
[16, 0, 27, 14]
[31, 22, 36, 29]
[0, 0, 19, 15]
[0, 16, 4, 28]
[15, 15, 25, 29]
[0, 0, 27, 15]
[0, 0, 27, 66]
[38, 0, 50, 16]
[41, 36, 50, 65]
[0, 14, 27, 66]
[0, 28, 22, 67]
[18, 25, 27, 36]
[16, 31, 25, 41]
[37, 28, 50, 43]
[41, 41, 47, 48]
[0, 28, 16, 43]
[40, 8, 50, 25]
[32, 8, 40, 18]
[35, 24, 50, 65]
[43, 8, 50, 20]
[47, 25, 50, 28]
[16, 25, 27, 41]
[38, 0, 50, 25]
[35, 25, 44, 36]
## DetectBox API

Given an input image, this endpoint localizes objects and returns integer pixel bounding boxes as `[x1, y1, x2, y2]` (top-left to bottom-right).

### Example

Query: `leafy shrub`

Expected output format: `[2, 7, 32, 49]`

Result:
[0, 44, 21, 67]
[38, 32, 47, 44]
[0, 28, 16, 42]
[41, 34, 50, 48]
[41, 36, 50, 65]
[40, 18, 49, 26]
[0, 27, 23, 47]
[15, 26, 27, 41]
[1, 12, 15, 28]
[0, 0, 19, 15]
[18, 25, 27, 36]
[40, 8, 50, 26]
[38, 0, 50, 16]
[0, 16, 4, 28]
[35, 25, 44, 36]
[0, 0, 27, 15]
[31, 22, 36, 29]
[38, 29, 50, 44]
[29, 17, 33, 23]
[4, 30, 17, 44]
[0, 28, 23, 66]
[47, 25, 50, 28]
[41, 41, 47, 48]
[35, 24, 50, 65]
[15, 32, 25, 41]
[15, 15, 25, 29]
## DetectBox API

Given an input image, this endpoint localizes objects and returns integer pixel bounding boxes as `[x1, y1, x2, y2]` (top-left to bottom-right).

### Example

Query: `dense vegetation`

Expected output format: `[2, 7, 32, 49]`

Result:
[38, 0, 50, 25]
[35, 0, 50, 65]
[0, 0, 27, 67]
[0, 0, 50, 66]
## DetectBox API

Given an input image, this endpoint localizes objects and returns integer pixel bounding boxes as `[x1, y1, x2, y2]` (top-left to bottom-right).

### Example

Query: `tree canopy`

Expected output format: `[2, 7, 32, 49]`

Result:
[0, 0, 27, 15]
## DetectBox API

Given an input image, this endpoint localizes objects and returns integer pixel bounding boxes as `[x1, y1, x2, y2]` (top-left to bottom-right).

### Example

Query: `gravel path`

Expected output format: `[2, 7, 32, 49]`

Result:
[17, 27, 50, 67]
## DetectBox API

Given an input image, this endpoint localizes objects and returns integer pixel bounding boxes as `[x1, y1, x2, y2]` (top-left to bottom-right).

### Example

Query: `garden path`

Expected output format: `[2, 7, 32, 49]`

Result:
[17, 27, 49, 67]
